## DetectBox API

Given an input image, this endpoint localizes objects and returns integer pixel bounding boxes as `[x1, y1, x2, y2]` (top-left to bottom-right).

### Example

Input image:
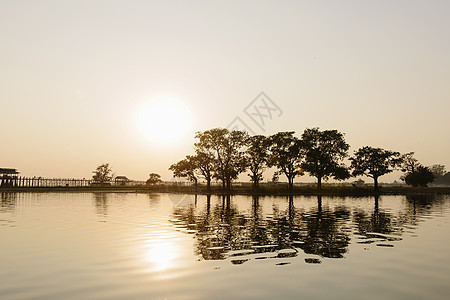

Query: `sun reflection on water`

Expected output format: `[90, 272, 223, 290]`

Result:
[146, 239, 179, 272]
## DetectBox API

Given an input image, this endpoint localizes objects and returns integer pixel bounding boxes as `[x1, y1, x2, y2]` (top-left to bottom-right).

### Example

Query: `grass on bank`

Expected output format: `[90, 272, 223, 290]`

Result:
[1, 182, 450, 196]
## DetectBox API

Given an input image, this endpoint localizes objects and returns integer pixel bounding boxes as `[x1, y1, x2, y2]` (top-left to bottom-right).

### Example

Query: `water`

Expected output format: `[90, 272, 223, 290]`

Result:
[1, 192, 450, 300]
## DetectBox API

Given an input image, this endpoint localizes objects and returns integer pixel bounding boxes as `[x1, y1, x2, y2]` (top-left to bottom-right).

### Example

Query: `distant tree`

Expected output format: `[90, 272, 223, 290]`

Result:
[271, 172, 280, 183]
[350, 147, 402, 192]
[194, 128, 249, 190]
[246, 135, 270, 189]
[92, 163, 114, 184]
[268, 131, 303, 191]
[430, 164, 446, 178]
[146, 173, 162, 185]
[300, 128, 350, 190]
[169, 155, 198, 189]
[403, 165, 435, 187]
[399, 152, 436, 187]
[400, 152, 421, 174]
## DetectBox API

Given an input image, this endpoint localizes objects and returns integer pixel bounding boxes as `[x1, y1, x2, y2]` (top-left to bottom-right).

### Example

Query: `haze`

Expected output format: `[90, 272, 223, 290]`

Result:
[1, 0, 449, 182]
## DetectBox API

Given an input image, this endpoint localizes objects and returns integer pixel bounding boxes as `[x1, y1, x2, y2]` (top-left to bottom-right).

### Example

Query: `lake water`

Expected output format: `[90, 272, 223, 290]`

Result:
[1, 192, 450, 300]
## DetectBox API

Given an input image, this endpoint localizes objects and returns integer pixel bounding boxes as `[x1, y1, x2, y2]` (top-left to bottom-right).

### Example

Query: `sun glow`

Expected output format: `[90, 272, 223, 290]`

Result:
[135, 96, 193, 146]
[146, 240, 179, 272]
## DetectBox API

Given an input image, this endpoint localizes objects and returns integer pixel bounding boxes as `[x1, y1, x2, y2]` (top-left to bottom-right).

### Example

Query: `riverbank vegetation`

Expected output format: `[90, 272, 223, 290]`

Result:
[2, 182, 450, 196]
[169, 127, 446, 193]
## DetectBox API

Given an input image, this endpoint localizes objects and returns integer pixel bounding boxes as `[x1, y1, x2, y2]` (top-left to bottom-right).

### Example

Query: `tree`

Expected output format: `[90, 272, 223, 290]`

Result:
[400, 152, 420, 173]
[430, 164, 446, 178]
[92, 163, 114, 184]
[246, 135, 270, 190]
[146, 173, 162, 185]
[271, 172, 280, 183]
[194, 128, 249, 190]
[169, 155, 198, 189]
[268, 131, 303, 191]
[400, 152, 436, 187]
[195, 128, 227, 189]
[300, 128, 350, 190]
[169, 151, 215, 191]
[350, 147, 402, 191]
[194, 151, 215, 191]
[403, 165, 435, 187]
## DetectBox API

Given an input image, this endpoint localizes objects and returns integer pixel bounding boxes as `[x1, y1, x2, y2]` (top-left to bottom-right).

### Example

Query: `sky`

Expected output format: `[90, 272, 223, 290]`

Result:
[1, 0, 449, 183]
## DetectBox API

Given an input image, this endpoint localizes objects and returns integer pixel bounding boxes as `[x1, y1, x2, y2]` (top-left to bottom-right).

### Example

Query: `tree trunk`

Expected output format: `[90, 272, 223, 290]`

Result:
[317, 176, 322, 191]
[206, 179, 211, 192]
[253, 179, 259, 191]
[252, 172, 259, 191]
[374, 176, 379, 192]
[288, 177, 293, 191]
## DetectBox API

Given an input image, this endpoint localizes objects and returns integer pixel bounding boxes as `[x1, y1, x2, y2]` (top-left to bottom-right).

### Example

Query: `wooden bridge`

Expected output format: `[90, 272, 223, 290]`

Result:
[0, 168, 149, 188]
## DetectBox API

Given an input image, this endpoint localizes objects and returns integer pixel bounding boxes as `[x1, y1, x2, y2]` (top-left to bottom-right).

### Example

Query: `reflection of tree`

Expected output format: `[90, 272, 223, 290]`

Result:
[147, 193, 160, 207]
[351, 195, 446, 244]
[400, 194, 446, 227]
[353, 196, 395, 235]
[405, 194, 444, 216]
[93, 193, 109, 216]
[173, 194, 448, 262]
[297, 196, 351, 258]
[172, 195, 352, 260]
[1, 193, 17, 212]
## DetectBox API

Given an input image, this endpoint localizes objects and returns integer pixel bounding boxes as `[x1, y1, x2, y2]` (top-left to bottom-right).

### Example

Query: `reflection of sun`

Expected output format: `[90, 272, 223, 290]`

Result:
[146, 240, 178, 272]
[135, 96, 193, 146]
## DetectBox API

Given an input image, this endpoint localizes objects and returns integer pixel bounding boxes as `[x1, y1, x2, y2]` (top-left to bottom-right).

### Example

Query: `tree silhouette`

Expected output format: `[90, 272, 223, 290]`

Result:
[403, 165, 435, 187]
[268, 131, 303, 191]
[169, 155, 198, 189]
[194, 151, 215, 191]
[430, 164, 446, 178]
[400, 152, 420, 173]
[92, 163, 114, 184]
[350, 147, 402, 191]
[146, 173, 162, 185]
[301, 128, 350, 190]
[195, 128, 248, 190]
[400, 152, 436, 187]
[245, 135, 270, 190]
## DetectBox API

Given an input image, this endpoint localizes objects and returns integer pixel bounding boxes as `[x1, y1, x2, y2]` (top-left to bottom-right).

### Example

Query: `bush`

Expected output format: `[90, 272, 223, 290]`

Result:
[404, 166, 435, 187]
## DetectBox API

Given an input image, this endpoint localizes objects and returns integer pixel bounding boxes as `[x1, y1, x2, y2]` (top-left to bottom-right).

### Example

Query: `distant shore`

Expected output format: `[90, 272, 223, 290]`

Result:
[1, 184, 450, 197]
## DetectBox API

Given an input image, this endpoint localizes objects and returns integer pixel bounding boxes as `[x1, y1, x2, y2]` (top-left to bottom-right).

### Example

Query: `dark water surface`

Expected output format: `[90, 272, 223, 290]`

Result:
[1, 192, 450, 299]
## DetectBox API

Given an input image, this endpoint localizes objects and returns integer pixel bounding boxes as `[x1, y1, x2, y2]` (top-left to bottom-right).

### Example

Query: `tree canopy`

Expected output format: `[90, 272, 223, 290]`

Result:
[169, 155, 198, 186]
[403, 165, 435, 187]
[194, 128, 249, 190]
[268, 131, 303, 191]
[350, 147, 402, 191]
[430, 164, 446, 178]
[146, 173, 162, 185]
[92, 163, 114, 184]
[400, 152, 436, 187]
[246, 135, 270, 189]
[301, 128, 350, 190]
[169, 127, 439, 192]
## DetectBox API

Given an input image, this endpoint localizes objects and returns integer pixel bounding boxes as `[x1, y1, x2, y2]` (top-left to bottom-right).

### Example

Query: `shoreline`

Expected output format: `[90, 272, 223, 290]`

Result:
[2, 184, 450, 197]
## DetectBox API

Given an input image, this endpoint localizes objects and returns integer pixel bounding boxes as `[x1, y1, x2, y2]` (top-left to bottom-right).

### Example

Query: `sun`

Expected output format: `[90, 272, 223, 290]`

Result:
[135, 96, 193, 146]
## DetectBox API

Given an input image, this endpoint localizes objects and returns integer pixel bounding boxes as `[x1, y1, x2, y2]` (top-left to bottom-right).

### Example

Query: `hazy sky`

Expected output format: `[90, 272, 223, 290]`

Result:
[1, 0, 449, 182]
